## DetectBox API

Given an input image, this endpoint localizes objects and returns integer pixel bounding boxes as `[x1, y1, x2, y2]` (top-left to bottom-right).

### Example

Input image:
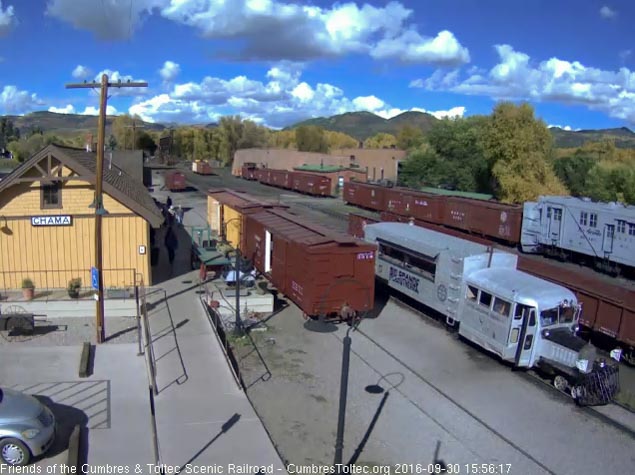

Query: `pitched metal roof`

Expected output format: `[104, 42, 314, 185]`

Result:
[0, 144, 163, 227]
[249, 209, 359, 247]
[207, 188, 288, 211]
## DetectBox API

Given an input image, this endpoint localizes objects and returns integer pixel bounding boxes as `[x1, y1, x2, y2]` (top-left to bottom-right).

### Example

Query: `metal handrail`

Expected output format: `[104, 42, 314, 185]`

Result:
[0, 268, 137, 294]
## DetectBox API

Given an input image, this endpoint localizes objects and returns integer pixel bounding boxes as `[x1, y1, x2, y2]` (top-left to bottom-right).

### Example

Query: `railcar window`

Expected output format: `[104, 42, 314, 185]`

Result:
[617, 221, 626, 234]
[493, 297, 511, 317]
[378, 243, 405, 262]
[629, 223, 635, 236]
[554, 209, 562, 221]
[540, 308, 558, 327]
[467, 285, 478, 301]
[406, 254, 436, 280]
[579, 212, 588, 226]
[589, 213, 597, 228]
[560, 305, 575, 323]
[479, 291, 492, 308]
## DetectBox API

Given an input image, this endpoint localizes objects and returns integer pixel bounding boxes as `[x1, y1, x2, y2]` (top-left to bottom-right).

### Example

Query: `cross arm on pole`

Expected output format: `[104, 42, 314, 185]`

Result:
[66, 82, 148, 89]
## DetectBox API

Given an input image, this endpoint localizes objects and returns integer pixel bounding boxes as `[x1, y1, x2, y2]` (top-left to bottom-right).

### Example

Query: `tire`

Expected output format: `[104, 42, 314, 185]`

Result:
[0, 438, 31, 466]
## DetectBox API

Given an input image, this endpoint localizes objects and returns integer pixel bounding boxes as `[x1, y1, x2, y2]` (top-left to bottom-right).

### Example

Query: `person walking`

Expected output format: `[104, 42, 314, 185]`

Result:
[176, 205, 185, 226]
[164, 226, 178, 268]
[166, 195, 173, 209]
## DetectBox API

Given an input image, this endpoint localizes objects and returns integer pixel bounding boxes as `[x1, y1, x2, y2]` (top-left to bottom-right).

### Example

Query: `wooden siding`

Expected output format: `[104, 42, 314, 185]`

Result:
[223, 206, 243, 250]
[0, 166, 151, 289]
[207, 195, 221, 234]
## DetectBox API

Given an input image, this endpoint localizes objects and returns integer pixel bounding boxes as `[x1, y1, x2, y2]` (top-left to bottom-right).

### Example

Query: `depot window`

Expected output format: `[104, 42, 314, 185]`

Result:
[41, 182, 61, 209]
[589, 213, 597, 228]
[629, 223, 635, 236]
[579, 212, 588, 226]
[617, 221, 626, 234]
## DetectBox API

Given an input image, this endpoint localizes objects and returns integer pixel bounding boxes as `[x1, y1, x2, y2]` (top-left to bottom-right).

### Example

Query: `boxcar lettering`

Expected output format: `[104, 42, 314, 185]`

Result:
[357, 251, 374, 260]
[291, 280, 304, 295]
[389, 266, 420, 293]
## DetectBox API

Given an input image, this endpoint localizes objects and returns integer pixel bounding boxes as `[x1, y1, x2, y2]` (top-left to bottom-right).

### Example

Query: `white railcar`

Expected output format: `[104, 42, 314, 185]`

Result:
[364, 222, 620, 405]
[521, 196, 635, 274]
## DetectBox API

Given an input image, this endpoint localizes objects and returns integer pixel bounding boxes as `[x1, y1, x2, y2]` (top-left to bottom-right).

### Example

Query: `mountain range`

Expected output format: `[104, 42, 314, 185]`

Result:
[2, 110, 635, 149]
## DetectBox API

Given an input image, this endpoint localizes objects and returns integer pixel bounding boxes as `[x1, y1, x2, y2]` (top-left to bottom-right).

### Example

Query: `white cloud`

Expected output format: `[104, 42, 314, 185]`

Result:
[600, 6, 617, 19]
[0, 85, 42, 114]
[620, 50, 632, 62]
[92, 69, 148, 97]
[72, 65, 92, 79]
[46, 0, 469, 65]
[0, 1, 16, 37]
[45, 0, 162, 40]
[419, 44, 635, 124]
[159, 61, 180, 82]
[81, 105, 118, 116]
[352, 95, 385, 111]
[49, 104, 76, 114]
[371, 30, 469, 66]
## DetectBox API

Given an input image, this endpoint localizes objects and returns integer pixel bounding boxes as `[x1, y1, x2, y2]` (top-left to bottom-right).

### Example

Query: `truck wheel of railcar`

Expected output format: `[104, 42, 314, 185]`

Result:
[553, 375, 569, 392]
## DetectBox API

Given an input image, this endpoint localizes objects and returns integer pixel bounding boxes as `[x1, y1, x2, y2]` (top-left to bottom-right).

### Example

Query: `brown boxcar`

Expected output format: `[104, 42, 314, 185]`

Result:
[385, 188, 445, 224]
[241, 165, 257, 180]
[292, 172, 332, 197]
[268, 169, 293, 189]
[165, 171, 186, 191]
[243, 209, 376, 317]
[348, 213, 380, 238]
[343, 181, 387, 211]
[207, 188, 288, 251]
[440, 197, 522, 244]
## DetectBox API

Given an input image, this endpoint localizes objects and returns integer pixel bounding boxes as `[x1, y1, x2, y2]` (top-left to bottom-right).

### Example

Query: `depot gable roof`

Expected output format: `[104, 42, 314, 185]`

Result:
[0, 144, 163, 227]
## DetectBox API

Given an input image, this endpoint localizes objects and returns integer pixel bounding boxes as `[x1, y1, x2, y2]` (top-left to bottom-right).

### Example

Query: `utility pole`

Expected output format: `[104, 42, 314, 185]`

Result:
[124, 118, 145, 150]
[66, 74, 148, 343]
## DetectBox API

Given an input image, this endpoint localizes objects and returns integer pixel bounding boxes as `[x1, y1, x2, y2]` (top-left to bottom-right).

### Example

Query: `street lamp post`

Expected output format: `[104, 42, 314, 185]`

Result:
[221, 217, 244, 335]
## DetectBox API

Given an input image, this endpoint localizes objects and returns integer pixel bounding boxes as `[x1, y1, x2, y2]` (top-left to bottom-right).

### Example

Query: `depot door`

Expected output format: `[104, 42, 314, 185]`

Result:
[602, 224, 615, 254]
[513, 305, 537, 368]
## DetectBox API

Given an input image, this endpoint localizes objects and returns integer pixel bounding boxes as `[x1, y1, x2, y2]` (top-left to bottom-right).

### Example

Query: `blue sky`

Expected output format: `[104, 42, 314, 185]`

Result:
[0, 0, 633, 130]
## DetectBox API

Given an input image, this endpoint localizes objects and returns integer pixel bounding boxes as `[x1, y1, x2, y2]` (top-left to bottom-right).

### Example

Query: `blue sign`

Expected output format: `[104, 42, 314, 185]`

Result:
[91, 267, 99, 290]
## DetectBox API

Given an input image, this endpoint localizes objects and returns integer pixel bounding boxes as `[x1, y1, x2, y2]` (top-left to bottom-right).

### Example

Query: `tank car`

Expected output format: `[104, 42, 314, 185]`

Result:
[364, 222, 620, 405]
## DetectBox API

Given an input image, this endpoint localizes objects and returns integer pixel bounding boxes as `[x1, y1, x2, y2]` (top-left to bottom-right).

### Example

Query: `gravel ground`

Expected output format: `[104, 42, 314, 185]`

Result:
[0, 316, 140, 346]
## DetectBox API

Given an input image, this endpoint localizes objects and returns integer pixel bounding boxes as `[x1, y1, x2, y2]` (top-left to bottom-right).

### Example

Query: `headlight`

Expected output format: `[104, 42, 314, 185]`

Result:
[571, 324, 579, 333]
[21, 428, 40, 439]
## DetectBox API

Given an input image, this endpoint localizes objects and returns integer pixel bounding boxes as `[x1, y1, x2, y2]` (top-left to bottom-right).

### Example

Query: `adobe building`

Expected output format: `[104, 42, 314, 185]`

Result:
[232, 147, 407, 182]
[0, 144, 163, 292]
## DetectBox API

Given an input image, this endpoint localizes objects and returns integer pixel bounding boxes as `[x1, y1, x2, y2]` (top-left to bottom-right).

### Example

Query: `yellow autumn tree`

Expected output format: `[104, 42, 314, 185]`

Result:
[482, 102, 568, 203]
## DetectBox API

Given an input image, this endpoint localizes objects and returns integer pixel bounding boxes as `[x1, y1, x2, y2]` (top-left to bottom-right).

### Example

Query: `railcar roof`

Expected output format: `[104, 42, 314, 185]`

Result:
[538, 195, 635, 216]
[467, 267, 576, 308]
[364, 222, 491, 258]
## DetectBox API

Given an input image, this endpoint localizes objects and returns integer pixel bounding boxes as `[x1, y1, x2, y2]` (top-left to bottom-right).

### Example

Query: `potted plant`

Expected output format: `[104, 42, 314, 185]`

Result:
[21, 278, 35, 300]
[67, 278, 82, 298]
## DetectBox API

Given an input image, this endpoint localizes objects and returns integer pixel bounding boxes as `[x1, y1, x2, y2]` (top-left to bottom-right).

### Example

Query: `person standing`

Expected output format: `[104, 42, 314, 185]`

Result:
[164, 226, 178, 267]
[176, 205, 185, 226]
[166, 195, 173, 209]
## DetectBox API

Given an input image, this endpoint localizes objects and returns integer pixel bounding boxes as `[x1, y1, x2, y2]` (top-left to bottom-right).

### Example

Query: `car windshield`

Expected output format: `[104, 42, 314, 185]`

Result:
[540, 303, 577, 327]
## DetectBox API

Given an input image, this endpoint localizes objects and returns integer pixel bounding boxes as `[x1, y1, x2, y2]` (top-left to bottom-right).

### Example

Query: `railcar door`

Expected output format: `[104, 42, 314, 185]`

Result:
[512, 304, 538, 367]
[602, 224, 615, 254]
[547, 207, 563, 244]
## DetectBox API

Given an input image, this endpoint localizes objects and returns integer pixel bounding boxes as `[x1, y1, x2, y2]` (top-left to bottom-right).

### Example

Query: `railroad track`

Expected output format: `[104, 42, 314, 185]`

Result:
[370, 296, 635, 437]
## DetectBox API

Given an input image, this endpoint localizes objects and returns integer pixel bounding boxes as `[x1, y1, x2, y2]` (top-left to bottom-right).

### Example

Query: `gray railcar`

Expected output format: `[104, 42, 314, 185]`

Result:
[365, 222, 620, 405]
[521, 196, 635, 273]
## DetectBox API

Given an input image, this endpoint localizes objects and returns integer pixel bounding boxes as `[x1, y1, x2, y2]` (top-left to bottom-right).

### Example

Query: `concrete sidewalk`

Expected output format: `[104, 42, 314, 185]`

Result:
[147, 184, 286, 471]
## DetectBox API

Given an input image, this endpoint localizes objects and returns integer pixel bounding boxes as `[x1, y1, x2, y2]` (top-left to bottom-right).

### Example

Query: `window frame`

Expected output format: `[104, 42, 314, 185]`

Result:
[579, 211, 587, 226]
[617, 220, 626, 234]
[589, 213, 597, 228]
[41, 182, 62, 210]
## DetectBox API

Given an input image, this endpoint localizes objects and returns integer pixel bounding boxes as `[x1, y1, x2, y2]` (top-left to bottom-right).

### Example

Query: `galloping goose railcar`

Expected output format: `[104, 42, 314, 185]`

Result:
[364, 222, 620, 405]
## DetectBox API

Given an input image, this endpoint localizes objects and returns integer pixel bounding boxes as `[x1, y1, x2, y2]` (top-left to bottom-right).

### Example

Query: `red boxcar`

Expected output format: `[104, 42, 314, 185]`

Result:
[241, 166, 257, 180]
[343, 182, 387, 211]
[385, 188, 445, 224]
[348, 213, 380, 238]
[243, 209, 376, 318]
[440, 197, 522, 244]
[268, 169, 293, 189]
[292, 172, 332, 197]
[165, 171, 186, 191]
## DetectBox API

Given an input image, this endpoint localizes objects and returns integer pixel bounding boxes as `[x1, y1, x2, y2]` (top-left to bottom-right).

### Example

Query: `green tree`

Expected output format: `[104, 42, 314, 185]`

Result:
[219, 115, 244, 165]
[396, 125, 425, 150]
[324, 130, 358, 149]
[295, 125, 329, 153]
[481, 102, 567, 203]
[108, 135, 118, 151]
[553, 149, 596, 196]
[136, 131, 157, 154]
[364, 132, 397, 149]
[238, 120, 269, 149]
[398, 144, 453, 188]
[268, 130, 296, 149]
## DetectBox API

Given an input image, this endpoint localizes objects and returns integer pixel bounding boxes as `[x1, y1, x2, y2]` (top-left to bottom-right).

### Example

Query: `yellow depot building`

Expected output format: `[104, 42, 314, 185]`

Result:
[0, 144, 164, 292]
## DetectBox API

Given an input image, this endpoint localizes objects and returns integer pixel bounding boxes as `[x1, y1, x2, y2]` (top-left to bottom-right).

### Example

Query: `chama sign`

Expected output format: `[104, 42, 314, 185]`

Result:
[31, 215, 73, 226]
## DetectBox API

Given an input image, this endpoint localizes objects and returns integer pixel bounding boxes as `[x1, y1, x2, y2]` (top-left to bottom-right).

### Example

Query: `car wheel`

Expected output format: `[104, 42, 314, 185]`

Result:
[0, 438, 31, 466]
